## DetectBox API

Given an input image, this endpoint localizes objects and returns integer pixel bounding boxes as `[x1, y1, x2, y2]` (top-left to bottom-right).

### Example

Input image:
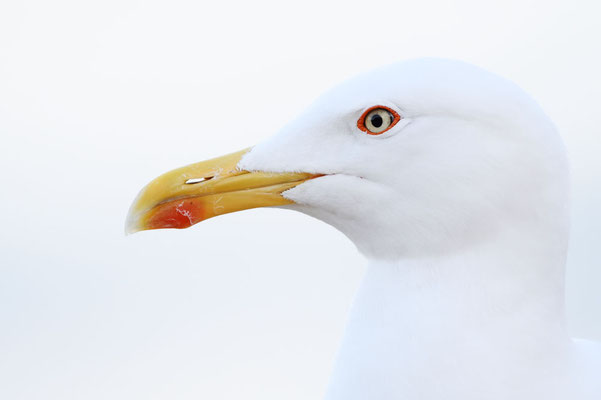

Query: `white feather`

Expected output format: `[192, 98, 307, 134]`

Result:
[239, 59, 601, 399]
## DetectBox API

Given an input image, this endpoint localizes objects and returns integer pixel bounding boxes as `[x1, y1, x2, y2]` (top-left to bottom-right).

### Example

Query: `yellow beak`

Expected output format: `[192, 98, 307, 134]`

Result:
[125, 148, 318, 234]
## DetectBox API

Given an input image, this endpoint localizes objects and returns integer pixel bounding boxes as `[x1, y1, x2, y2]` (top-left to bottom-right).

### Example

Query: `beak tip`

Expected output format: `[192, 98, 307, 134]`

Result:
[124, 206, 145, 235]
[124, 218, 138, 236]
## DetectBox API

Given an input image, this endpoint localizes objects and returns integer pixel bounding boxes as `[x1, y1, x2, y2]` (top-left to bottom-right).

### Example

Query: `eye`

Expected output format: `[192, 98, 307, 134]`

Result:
[357, 106, 401, 135]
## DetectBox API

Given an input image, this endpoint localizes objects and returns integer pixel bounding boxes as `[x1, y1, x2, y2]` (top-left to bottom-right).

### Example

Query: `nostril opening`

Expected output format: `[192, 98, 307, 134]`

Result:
[185, 176, 214, 185]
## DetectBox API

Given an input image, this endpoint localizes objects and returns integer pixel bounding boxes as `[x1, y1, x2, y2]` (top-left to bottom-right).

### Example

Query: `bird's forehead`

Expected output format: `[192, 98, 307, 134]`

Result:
[313, 58, 531, 120]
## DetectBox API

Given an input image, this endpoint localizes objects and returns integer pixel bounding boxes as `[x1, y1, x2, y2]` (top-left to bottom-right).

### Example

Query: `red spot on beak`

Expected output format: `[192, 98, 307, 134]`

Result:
[146, 198, 205, 230]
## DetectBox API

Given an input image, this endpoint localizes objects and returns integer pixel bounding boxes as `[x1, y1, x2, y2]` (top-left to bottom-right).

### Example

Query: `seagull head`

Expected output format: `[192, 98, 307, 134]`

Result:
[126, 59, 568, 260]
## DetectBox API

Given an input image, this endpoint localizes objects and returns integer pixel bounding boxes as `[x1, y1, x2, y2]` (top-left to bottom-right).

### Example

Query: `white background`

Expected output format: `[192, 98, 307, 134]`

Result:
[1, 1, 600, 399]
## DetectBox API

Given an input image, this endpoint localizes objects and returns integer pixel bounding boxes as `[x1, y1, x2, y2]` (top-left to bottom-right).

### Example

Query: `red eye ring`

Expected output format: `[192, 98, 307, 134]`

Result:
[357, 105, 401, 135]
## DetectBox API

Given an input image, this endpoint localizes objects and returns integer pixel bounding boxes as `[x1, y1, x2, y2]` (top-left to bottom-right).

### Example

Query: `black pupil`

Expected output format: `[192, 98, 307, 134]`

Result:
[370, 113, 384, 128]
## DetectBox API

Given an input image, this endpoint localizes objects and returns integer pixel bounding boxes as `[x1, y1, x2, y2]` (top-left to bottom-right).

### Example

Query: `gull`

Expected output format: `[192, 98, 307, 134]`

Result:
[126, 59, 601, 400]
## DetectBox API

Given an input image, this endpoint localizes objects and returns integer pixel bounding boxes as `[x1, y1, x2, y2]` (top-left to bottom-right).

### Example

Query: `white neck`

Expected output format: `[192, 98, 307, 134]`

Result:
[325, 227, 570, 400]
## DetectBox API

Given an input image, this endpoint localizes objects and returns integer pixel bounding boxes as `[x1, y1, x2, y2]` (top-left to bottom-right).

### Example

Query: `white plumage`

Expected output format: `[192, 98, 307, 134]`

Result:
[236, 59, 601, 399]
[126, 58, 601, 399]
